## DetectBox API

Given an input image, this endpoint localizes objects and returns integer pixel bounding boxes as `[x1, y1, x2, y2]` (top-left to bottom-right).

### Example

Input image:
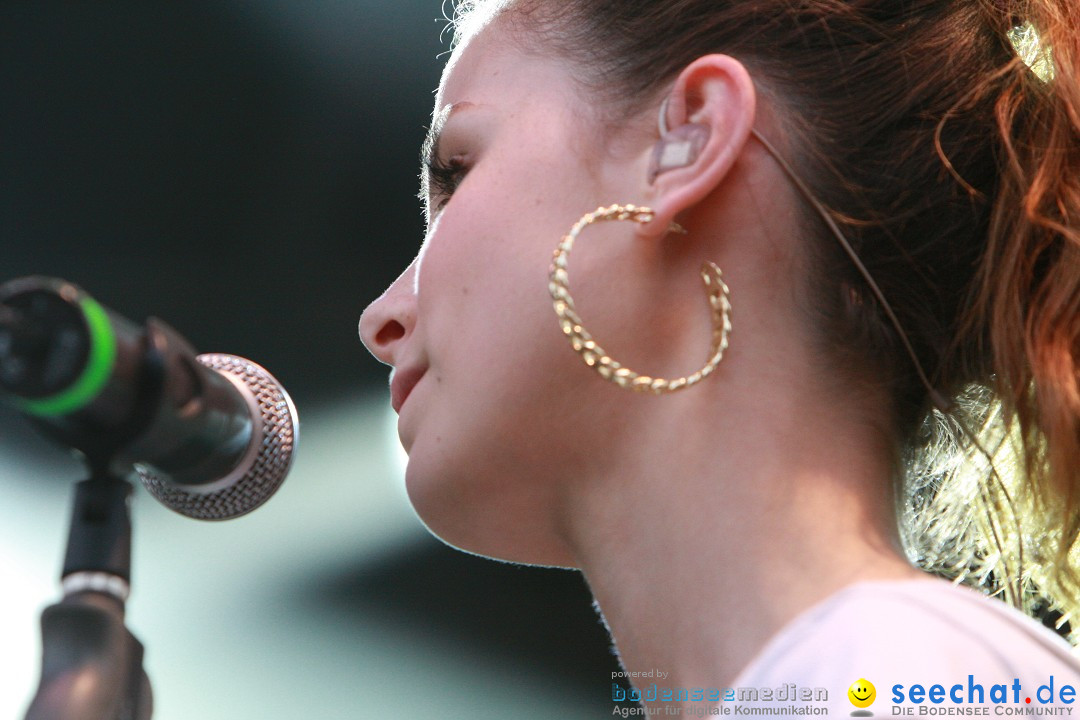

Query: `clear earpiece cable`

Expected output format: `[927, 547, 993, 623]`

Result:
[658, 99, 948, 410]
[747, 128, 952, 414]
[744, 128, 1025, 607]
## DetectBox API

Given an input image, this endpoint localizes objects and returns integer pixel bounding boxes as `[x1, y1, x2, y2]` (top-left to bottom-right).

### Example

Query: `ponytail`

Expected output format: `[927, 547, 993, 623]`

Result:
[939, 0, 1080, 629]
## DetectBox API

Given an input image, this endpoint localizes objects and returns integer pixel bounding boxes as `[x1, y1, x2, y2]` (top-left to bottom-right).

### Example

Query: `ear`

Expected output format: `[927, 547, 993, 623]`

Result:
[638, 55, 756, 239]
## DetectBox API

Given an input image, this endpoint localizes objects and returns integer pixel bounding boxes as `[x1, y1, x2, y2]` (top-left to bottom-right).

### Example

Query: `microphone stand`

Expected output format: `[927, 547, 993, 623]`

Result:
[24, 470, 153, 720]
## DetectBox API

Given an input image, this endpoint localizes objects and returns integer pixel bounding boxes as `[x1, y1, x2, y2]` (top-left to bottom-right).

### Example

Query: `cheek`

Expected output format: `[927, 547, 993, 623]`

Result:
[418, 194, 568, 387]
[405, 207, 577, 474]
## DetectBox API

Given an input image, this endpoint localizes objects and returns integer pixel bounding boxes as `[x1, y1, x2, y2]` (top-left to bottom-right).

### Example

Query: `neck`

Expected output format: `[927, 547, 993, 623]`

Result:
[560, 371, 921, 696]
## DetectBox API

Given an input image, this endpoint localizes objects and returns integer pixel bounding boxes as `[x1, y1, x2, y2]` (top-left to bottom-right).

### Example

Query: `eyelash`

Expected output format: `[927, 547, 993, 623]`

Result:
[423, 154, 468, 212]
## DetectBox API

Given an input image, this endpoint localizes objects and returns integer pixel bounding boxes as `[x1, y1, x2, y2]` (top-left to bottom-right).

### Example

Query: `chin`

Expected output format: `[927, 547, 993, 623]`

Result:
[403, 454, 579, 569]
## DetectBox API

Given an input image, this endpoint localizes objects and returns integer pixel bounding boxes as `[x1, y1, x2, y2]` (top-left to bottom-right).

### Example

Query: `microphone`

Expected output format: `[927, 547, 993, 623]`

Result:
[0, 276, 298, 520]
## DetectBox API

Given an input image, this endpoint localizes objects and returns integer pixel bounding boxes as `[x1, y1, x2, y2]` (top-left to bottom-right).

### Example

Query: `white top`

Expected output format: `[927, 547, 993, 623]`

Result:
[729, 578, 1080, 716]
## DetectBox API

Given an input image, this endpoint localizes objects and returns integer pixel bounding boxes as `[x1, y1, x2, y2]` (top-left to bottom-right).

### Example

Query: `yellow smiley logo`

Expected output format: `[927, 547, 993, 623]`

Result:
[848, 678, 876, 708]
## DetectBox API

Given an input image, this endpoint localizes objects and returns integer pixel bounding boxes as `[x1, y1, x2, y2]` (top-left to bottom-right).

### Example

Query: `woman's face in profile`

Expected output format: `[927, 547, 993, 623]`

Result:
[360, 20, 650, 565]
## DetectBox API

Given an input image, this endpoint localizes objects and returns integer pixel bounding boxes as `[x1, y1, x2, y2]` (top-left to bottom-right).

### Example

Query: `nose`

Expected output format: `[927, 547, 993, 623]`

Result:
[359, 263, 418, 367]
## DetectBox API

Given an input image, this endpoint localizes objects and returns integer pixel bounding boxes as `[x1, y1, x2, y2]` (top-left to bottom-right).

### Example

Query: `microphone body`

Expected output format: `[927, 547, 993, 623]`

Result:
[0, 276, 297, 520]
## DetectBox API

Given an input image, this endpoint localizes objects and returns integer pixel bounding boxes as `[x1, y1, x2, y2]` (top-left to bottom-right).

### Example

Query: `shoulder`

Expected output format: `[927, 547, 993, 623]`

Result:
[735, 577, 1080, 689]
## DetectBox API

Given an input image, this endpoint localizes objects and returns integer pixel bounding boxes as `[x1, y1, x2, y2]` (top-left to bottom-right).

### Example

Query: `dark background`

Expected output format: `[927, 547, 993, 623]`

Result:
[2, 1, 435, 399]
[1, 2, 620, 716]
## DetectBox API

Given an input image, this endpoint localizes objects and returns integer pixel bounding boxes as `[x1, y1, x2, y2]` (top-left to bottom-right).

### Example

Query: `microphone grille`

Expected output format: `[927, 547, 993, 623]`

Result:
[137, 354, 298, 520]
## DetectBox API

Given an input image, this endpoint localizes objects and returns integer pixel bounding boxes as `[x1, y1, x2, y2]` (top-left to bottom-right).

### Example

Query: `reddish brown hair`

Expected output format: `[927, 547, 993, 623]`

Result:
[453, 0, 1080, 627]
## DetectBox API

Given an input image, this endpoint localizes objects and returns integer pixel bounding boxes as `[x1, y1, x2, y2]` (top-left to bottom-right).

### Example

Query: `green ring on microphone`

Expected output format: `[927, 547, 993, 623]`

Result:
[16, 297, 117, 417]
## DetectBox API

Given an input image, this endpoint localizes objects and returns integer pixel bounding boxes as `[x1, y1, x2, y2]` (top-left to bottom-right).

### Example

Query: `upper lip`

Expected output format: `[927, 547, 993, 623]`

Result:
[390, 365, 426, 413]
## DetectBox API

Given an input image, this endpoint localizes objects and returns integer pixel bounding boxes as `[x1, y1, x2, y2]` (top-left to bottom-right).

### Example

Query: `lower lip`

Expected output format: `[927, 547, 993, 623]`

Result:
[393, 373, 423, 414]
[394, 381, 422, 452]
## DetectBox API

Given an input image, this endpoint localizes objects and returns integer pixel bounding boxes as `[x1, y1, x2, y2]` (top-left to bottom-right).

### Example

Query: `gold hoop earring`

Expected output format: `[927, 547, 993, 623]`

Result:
[548, 204, 732, 394]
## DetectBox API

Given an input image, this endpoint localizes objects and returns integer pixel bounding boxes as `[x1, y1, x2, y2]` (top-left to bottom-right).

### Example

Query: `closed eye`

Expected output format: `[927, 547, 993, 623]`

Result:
[420, 153, 468, 216]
